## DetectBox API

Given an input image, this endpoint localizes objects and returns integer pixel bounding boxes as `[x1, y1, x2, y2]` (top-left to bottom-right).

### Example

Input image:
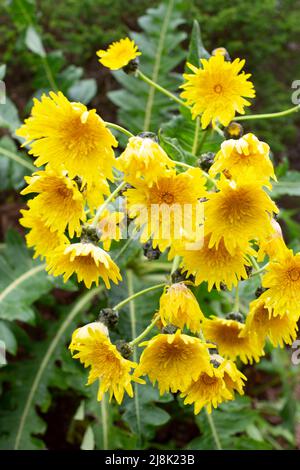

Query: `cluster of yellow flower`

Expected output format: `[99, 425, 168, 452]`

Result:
[17, 37, 300, 415]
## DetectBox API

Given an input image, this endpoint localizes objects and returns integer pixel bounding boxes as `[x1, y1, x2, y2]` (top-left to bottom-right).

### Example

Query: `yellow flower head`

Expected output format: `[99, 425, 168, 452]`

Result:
[181, 356, 246, 414]
[257, 219, 287, 262]
[95, 209, 125, 251]
[178, 235, 254, 291]
[46, 242, 122, 289]
[242, 297, 298, 348]
[97, 37, 141, 70]
[136, 330, 211, 395]
[20, 206, 69, 260]
[260, 249, 300, 318]
[180, 54, 255, 128]
[21, 169, 86, 237]
[125, 168, 206, 252]
[209, 133, 276, 188]
[82, 179, 110, 214]
[159, 283, 205, 333]
[16, 92, 118, 184]
[117, 136, 175, 187]
[205, 177, 278, 255]
[202, 317, 264, 364]
[69, 322, 141, 404]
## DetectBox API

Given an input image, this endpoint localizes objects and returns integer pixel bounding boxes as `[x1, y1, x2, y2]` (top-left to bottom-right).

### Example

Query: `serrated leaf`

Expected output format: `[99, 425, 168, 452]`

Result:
[186, 20, 210, 70]
[25, 26, 46, 57]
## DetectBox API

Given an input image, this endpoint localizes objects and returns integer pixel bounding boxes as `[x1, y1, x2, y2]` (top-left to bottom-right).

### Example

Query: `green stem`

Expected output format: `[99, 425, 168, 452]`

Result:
[249, 256, 264, 280]
[41, 56, 58, 92]
[137, 70, 188, 112]
[233, 283, 239, 312]
[192, 117, 200, 156]
[127, 271, 142, 447]
[100, 393, 109, 450]
[92, 181, 126, 227]
[171, 255, 181, 274]
[104, 121, 134, 138]
[251, 264, 268, 277]
[113, 283, 165, 311]
[174, 160, 194, 170]
[205, 410, 222, 450]
[142, 262, 171, 272]
[130, 316, 159, 347]
[0, 146, 36, 172]
[197, 129, 209, 155]
[234, 105, 300, 122]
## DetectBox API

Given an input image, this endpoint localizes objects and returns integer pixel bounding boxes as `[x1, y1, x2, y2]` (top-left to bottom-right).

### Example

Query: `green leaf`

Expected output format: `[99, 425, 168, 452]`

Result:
[68, 78, 97, 104]
[81, 426, 95, 450]
[0, 64, 6, 80]
[25, 26, 46, 57]
[0, 321, 17, 355]
[0, 136, 29, 190]
[186, 20, 210, 69]
[108, 0, 187, 135]
[0, 231, 53, 323]
[0, 97, 21, 134]
[5, 0, 37, 28]
[271, 171, 300, 198]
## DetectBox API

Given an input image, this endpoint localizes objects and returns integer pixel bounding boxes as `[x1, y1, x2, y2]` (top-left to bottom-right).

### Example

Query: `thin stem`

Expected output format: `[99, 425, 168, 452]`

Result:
[130, 316, 159, 347]
[192, 117, 200, 156]
[234, 104, 300, 122]
[127, 270, 142, 447]
[41, 56, 58, 92]
[100, 393, 109, 450]
[104, 121, 134, 138]
[92, 181, 126, 227]
[113, 283, 165, 311]
[213, 124, 225, 137]
[137, 70, 189, 110]
[174, 160, 194, 170]
[171, 255, 181, 274]
[233, 283, 239, 313]
[249, 256, 264, 280]
[251, 264, 268, 277]
[0, 146, 36, 172]
[205, 410, 222, 450]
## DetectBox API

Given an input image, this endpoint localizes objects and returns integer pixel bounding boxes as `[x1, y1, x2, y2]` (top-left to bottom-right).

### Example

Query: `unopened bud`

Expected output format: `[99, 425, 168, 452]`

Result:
[143, 240, 161, 260]
[123, 57, 139, 74]
[171, 268, 195, 284]
[161, 324, 178, 334]
[197, 152, 215, 171]
[138, 132, 158, 142]
[99, 308, 119, 329]
[226, 312, 244, 323]
[81, 225, 99, 244]
[116, 340, 133, 359]
[224, 121, 244, 139]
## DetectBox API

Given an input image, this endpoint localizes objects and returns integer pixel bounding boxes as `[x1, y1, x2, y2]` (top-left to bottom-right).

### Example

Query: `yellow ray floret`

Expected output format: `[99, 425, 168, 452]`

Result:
[204, 177, 278, 255]
[97, 37, 141, 70]
[117, 136, 175, 187]
[46, 242, 122, 289]
[135, 330, 212, 395]
[209, 133, 276, 188]
[69, 322, 143, 404]
[202, 317, 264, 364]
[180, 54, 255, 128]
[260, 249, 300, 319]
[21, 169, 86, 237]
[16, 91, 118, 184]
[159, 283, 205, 333]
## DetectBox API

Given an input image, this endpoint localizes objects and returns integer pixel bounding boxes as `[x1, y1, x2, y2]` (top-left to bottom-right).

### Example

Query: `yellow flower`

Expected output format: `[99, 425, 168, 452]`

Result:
[97, 37, 141, 70]
[82, 179, 110, 214]
[125, 168, 206, 251]
[69, 322, 141, 404]
[257, 219, 287, 262]
[178, 235, 254, 291]
[209, 133, 276, 188]
[242, 297, 298, 348]
[260, 249, 300, 318]
[16, 91, 118, 184]
[95, 209, 125, 251]
[181, 356, 246, 414]
[20, 206, 69, 260]
[136, 330, 211, 395]
[21, 169, 86, 237]
[117, 136, 175, 187]
[202, 317, 264, 364]
[180, 54, 255, 128]
[46, 242, 122, 289]
[205, 177, 278, 255]
[159, 283, 205, 333]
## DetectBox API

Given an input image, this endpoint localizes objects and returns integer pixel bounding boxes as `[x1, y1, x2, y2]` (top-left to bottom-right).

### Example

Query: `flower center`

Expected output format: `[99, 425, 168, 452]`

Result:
[214, 84, 223, 94]
[201, 373, 218, 386]
[287, 268, 300, 282]
[161, 192, 175, 204]
[57, 185, 72, 198]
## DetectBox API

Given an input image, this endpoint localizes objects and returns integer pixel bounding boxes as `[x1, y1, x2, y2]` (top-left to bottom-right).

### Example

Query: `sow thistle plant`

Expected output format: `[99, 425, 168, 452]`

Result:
[16, 33, 300, 444]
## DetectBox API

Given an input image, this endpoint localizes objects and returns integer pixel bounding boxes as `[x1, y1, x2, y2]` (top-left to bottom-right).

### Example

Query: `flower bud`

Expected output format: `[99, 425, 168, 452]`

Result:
[123, 57, 139, 74]
[116, 340, 133, 359]
[197, 152, 215, 171]
[143, 240, 161, 260]
[161, 324, 178, 334]
[81, 225, 99, 244]
[224, 121, 244, 139]
[99, 308, 119, 329]
[226, 312, 244, 323]
[138, 131, 158, 142]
